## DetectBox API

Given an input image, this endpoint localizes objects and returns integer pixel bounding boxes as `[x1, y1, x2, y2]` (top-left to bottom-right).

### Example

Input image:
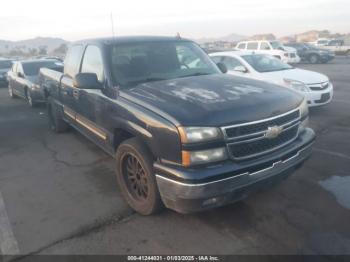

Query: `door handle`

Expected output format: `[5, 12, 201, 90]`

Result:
[73, 89, 79, 99]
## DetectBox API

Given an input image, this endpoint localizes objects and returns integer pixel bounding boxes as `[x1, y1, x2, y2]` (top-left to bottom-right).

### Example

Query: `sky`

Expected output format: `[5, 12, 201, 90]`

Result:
[0, 0, 349, 41]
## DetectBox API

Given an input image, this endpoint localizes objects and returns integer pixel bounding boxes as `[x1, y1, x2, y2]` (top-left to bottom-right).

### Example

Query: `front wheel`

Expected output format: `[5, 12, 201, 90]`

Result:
[309, 54, 320, 64]
[116, 138, 163, 215]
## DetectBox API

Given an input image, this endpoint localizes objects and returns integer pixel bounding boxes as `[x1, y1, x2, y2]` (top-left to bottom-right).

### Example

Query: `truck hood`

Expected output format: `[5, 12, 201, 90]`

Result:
[262, 68, 329, 85]
[121, 74, 303, 127]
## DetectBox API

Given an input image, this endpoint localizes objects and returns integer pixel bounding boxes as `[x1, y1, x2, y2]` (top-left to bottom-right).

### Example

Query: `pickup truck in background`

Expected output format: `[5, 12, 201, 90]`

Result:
[319, 39, 350, 55]
[39, 36, 315, 215]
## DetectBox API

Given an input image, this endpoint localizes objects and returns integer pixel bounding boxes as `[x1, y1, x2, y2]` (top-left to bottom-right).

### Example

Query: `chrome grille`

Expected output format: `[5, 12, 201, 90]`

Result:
[222, 109, 301, 160]
[308, 81, 329, 91]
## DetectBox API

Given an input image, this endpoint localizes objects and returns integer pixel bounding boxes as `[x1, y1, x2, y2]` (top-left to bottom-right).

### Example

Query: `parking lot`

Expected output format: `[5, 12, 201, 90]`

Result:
[0, 57, 350, 257]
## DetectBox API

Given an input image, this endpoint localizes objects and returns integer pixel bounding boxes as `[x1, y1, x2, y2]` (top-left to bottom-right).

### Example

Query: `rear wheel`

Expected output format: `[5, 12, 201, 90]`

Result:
[116, 138, 163, 215]
[47, 97, 69, 133]
[309, 54, 320, 64]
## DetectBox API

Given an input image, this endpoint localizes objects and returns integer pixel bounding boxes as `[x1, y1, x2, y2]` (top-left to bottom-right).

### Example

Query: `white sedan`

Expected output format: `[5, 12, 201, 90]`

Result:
[210, 51, 333, 107]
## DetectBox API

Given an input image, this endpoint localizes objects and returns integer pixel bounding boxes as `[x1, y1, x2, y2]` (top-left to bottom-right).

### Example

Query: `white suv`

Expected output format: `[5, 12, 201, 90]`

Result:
[235, 40, 300, 64]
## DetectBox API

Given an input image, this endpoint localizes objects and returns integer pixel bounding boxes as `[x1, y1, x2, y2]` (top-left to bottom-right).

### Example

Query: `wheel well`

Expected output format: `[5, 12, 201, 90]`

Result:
[113, 129, 135, 151]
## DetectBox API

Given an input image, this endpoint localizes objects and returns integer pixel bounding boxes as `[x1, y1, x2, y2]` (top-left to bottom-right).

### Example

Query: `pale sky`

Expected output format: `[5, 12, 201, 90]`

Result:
[0, 0, 349, 41]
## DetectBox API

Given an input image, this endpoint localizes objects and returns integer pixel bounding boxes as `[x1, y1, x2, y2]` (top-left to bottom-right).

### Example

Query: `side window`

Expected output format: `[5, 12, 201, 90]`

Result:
[64, 45, 84, 78]
[81, 45, 104, 82]
[211, 56, 223, 63]
[222, 57, 244, 70]
[260, 42, 271, 50]
[247, 42, 258, 50]
[237, 43, 246, 49]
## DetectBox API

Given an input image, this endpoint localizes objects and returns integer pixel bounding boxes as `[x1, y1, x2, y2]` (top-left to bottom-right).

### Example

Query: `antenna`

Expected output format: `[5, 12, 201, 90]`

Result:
[110, 12, 116, 38]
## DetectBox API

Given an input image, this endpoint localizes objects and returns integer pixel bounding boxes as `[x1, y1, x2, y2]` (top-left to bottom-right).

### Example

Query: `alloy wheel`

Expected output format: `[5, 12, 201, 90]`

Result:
[121, 153, 149, 201]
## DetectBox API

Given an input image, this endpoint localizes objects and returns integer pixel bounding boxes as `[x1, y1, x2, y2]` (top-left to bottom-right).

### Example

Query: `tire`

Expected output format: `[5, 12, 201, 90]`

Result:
[27, 90, 36, 107]
[116, 138, 163, 215]
[309, 54, 320, 64]
[47, 97, 69, 133]
[8, 84, 17, 99]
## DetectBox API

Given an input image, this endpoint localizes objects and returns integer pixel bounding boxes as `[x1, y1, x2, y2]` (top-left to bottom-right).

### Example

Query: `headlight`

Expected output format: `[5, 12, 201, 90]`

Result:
[284, 53, 289, 57]
[178, 127, 221, 143]
[300, 98, 309, 118]
[299, 98, 309, 131]
[182, 148, 227, 166]
[284, 79, 309, 92]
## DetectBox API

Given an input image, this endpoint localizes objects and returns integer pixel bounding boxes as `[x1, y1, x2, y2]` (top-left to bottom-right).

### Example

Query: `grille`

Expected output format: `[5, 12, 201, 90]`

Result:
[316, 93, 331, 103]
[225, 110, 300, 138]
[222, 109, 301, 160]
[228, 125, 299, 159]
[308, 82, 329, 91]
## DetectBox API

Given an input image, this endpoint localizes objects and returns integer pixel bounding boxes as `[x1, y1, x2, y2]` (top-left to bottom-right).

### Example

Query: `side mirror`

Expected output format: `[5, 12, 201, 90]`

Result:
[17, 72, 24, 78]
[73, 73, 102, 89]
[216, 63, 227, 74]
[233, 66, 248, 73]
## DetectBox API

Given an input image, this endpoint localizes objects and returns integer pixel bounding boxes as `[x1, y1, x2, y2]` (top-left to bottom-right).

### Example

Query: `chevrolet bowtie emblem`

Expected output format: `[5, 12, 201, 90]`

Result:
[265, 126, 283, 139]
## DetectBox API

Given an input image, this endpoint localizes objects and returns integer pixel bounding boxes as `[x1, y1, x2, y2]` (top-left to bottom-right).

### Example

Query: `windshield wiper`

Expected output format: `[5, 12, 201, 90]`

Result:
[124, 77, 167, 87]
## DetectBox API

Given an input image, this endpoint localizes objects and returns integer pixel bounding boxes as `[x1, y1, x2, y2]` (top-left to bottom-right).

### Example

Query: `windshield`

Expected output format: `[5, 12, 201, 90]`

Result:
[242, 54, 293, 73]
[22, 61, 63, 76]
[270, 41, 285, 50]
[0, 60, 12, 70]
[110, 41, 220, 87]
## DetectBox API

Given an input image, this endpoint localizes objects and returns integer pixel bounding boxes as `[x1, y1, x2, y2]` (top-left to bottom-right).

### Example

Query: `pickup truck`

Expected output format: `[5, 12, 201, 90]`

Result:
[40, 36, 315, 215]
[320, 39, 350, 55]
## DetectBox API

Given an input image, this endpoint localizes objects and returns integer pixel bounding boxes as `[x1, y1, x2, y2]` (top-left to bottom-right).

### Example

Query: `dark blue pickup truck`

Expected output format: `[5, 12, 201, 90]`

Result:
[39, 36, 315, 215]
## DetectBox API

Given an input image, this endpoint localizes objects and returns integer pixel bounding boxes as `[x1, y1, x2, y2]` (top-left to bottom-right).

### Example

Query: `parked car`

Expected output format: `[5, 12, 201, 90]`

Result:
[235, 40, 300, 64]
[314, 38, 331, 47]
[320, 39, 350, 55]
[285, 42, 335, 63]
[40, 36, 315, 215]
[0, 59, 13, 87]
[210, 51, 333, 107]
[8, 59, 63, 106]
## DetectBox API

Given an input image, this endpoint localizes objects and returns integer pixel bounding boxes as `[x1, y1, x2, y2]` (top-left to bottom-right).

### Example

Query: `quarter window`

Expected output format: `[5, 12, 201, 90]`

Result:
[260, 42, 271, 50]
[81, 45, 104, 82]
[237, 43, 246, 49]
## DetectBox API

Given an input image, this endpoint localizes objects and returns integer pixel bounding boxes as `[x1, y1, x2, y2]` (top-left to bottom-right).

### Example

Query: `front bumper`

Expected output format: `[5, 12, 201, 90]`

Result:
[282, 56, 301, 64]
[305, 83, 334, 107]
[155, 128, 315, 213]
